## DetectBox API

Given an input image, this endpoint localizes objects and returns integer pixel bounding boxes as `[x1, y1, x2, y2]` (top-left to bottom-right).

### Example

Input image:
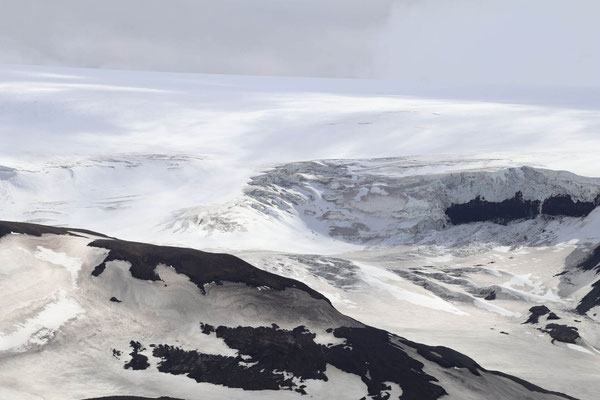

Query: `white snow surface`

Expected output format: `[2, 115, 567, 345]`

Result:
[34, 246, 82, 286]
[0, 290, 84, 353]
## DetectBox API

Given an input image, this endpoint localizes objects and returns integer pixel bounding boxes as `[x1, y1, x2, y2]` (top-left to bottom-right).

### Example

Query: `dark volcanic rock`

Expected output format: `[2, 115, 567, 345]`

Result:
[397, 337, 481, 376]
[524, 305, 552, 324]
[540, 324, 580, 344]
[329, 326, 447, 400]
[0, 220, 110, 240]
[149, 323, 576, 400]
[576, 245, 600, 272]
[200, 322, 215, 335]
[445, 192, 599, 226]
[88, 238, 329, 304]
[109, 297, 122, 303]
[541, 195, 597, 218]
[214, 325, 328, 383]
[445, 192, 540, 225]
[547, 312, 560, 320]
[573, 246, 600, 315]
[124, 341, 149, 370]
[152, 324, 446, 399]
[576, 279, 600, 315]
[153, 325, 328, 393]
[153, 344, 289, 391]
[484, 291, 496, 300]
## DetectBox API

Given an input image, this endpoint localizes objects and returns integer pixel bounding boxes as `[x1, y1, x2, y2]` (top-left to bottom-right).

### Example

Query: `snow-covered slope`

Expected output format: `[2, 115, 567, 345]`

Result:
[0, 221, 578, 400]
[0, 154, 247, 241]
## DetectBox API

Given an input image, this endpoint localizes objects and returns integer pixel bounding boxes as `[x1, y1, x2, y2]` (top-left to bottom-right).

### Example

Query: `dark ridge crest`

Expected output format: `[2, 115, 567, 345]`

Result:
[0, 220, 111, 240]
[487, 371, 578, 400]
[88, 238, 330, 304]
[576, 279, 600, 315]
[576, 245, 600, 272]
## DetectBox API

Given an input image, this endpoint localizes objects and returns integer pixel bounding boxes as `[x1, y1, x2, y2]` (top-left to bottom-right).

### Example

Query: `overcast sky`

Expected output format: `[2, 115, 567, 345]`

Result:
[0, 0, 598, 87]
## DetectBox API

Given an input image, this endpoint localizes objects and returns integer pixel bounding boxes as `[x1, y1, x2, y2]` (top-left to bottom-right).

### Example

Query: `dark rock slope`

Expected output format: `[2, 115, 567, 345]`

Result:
[445, 191, 540, 225]
[574, 246, 600, 315]
[523, 306, 560, 324]
[0, 219, 111, 239]
[143, 323, 577, 400]
[576, 245, 600, 272]
[445, 192, 598, 225]
[539, 324, 581, 344]
[576, 279, 600, 316]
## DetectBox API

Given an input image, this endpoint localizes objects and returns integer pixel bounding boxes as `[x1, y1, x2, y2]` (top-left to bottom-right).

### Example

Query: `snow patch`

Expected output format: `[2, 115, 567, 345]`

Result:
[473, 298, 520, 317]
[355, 262, 468, 316]
[0, 291, 84, 353]
[34, 246, 82, 287]
[566, 344, 594, 355]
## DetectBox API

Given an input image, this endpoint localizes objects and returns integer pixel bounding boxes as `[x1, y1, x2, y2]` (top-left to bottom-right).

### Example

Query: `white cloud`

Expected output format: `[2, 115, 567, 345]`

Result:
[0, 0, 598, 87]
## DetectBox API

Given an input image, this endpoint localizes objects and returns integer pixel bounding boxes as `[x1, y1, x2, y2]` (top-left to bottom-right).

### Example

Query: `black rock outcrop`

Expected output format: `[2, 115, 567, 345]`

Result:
[445, 193, 599, 225]
[541, 195, 597, 218]
[445, 192, 540, 225]
[88, 238, 329, 304]
[540, 324, 580, 344]
[524, 305, 560, 324]
[576, 279, 600, 315]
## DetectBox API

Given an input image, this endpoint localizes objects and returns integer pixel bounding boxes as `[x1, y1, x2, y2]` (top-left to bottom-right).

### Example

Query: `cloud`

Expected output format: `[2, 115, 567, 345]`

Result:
[0, 0, 598, 87]
[0, 0, 392, 77]
[374, 0, 600, 87]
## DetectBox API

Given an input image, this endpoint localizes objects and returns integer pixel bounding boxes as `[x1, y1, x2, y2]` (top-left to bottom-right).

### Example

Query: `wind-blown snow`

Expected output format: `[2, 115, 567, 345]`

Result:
[34, 246, 82, 286]
[355, 262, 468, 316]
[566, 344, 594, 355]
[0, 290, 84, 353]
[500, 274, 562, 303]
[1, 64, 600, 173]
